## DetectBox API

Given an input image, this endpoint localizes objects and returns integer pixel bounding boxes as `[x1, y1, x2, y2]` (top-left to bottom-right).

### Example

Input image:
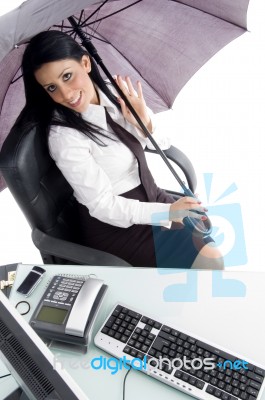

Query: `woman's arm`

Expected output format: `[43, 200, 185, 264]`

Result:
[48, 126, 171, 228]
[115, 76, 171, 150]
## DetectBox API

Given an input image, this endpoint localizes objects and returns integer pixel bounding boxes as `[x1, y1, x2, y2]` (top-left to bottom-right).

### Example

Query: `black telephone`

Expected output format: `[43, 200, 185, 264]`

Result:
[29, 275, 107, 345]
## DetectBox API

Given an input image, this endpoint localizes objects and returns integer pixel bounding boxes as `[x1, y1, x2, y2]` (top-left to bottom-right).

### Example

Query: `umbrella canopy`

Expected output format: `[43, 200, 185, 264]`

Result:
[0, 0, 250, 191]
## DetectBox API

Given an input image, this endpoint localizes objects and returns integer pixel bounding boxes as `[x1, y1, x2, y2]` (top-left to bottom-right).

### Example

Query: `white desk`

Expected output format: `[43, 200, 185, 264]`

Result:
[2, 264, 265, 400]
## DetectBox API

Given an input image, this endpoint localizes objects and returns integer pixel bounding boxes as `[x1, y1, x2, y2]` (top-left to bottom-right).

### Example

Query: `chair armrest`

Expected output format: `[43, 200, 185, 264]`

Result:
[32, 228, 131, 267]
[145, 145, 197, 193]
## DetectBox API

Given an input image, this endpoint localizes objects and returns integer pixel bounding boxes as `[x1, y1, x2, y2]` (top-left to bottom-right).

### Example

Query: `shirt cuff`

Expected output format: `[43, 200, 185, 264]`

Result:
[134, 202, 172, 228]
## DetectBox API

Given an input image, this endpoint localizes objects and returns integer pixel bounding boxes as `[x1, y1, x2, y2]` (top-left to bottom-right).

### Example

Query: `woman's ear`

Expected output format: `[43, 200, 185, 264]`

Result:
[81, 55, 91, 73]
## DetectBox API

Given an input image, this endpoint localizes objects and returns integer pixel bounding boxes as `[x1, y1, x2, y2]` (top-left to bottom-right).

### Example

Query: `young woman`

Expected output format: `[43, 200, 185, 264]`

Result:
[14, 30, 223, 269]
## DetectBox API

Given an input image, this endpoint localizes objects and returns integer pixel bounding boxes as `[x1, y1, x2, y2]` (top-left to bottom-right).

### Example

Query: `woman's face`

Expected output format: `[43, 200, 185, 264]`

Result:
[34, 55, 99, 112]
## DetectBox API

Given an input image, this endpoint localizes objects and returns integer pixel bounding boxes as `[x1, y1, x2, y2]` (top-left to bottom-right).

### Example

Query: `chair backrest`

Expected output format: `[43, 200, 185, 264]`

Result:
[0, 126, 82, 244]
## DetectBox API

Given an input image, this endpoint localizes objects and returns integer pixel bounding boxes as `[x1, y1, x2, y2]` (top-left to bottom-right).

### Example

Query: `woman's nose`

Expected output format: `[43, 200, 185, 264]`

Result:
[59, 85, 73, 102]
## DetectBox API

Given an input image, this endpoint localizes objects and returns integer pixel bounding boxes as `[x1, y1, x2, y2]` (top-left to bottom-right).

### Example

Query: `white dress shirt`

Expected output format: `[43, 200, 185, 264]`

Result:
[48, 87, 172, 228]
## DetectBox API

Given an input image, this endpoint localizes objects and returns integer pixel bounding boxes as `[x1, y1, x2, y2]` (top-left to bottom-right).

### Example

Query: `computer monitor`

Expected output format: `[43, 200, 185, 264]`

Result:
[0, 291, 89, 400]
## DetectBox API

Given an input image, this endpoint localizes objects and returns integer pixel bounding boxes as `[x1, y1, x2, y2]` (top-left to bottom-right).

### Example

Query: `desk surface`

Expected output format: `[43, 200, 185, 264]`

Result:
[3, 264, 265, 400]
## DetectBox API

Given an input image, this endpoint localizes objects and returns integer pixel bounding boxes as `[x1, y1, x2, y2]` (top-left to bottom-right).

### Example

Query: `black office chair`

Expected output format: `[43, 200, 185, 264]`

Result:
[0, 125, 197, 266]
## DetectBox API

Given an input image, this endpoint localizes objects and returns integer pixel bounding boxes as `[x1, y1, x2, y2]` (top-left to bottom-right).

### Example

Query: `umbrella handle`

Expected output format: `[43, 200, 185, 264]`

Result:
[68, 17, 212, 237]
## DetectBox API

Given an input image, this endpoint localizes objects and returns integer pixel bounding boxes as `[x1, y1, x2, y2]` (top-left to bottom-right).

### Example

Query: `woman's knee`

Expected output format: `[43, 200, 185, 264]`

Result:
[191, 243, 224, 270]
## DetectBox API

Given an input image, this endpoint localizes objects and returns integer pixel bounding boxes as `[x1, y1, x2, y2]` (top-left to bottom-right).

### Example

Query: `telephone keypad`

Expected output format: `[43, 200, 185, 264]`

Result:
[45, 276, 85, 306]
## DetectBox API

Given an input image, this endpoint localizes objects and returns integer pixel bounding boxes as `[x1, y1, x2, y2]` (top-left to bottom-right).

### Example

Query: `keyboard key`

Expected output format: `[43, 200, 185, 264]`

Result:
[114, 332, 121, 340]
[148, 333, 156, 341]
[240, 376, 248, 384]
[161, 325, 171, 334]
[174, 370, 182, 379]
[141, 345, 149, 353]
[209, 383, 219, 393]
[147, 319, 155, 326]
[162, 363, 173, 375]
[152, 337, 171, 352]
[249, 380, 261, 391]
[254, 367, 265, 377]
[148, 348, 156, 356]
[130, 349, 137, 357]
[149, 359, 157, 367]
[196, 380, 205, 390]
[210, 377, 218, 386]
[158, 331, 176, 343]
[144, 324, 153, 332]
[247, 371, 264, 384]
[232, 388, 240, 396]
[128, 310, 141, 319]
[247, 387, 259, 397]
[182, 372, 189, 382]
[123, 346, 131, 354]
[128, 339, 135, 346]
[137, 352, 144, 360]
[105, 316, 116, 328]
[111, 305, 122, 316]
[154, 321, 162, 330]
[214, 389, 222, 398]
[188, 376, 197, 386]
[221, 392, 230, 400]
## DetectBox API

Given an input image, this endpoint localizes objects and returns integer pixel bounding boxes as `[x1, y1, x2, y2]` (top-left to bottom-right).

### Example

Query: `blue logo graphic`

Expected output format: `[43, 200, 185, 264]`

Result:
[204, 173, 247, 267]
[151, 174, 247, 301]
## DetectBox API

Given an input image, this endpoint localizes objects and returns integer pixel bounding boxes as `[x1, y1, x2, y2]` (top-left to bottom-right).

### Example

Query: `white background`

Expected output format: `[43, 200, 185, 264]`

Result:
[0, 0, 265, 269]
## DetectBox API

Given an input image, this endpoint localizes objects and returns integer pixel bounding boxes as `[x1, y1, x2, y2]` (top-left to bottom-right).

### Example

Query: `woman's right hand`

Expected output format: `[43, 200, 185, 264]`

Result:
[169, 196, 208, 223]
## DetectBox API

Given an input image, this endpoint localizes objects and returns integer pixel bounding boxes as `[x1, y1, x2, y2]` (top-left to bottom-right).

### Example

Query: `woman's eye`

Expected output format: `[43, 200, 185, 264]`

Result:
[63, 72, 72, 81]
[47, 85, 56, 93]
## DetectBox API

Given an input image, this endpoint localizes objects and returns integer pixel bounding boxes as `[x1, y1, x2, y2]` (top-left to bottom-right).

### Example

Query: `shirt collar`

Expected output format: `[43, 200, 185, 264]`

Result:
[81, 84, 118, 131]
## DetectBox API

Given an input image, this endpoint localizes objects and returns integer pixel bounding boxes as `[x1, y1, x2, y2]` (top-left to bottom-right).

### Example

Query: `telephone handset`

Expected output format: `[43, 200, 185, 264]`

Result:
[29, 275, 107, 345]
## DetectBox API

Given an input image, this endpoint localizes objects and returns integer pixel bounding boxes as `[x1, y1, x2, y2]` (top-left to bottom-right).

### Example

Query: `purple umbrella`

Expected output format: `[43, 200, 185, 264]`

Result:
[0, 0, 250, 192]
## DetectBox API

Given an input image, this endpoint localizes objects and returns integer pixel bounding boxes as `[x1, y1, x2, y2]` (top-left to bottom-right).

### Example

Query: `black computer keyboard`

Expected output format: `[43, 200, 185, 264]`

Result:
[94, 303, 265, 400]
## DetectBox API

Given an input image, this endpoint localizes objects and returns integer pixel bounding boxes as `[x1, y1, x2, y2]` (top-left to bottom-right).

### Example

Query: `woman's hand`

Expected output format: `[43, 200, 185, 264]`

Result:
[169, 196, 208, 223]
[115, 75, 152, 132]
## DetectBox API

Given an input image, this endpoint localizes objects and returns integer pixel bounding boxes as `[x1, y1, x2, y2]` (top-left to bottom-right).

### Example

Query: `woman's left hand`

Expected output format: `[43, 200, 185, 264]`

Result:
[115, 75, 152, 132]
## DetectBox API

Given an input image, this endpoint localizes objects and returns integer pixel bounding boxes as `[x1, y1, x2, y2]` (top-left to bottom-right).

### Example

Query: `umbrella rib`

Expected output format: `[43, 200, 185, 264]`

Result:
[82, 0, 142, 27]
[80, 0, 110, 26]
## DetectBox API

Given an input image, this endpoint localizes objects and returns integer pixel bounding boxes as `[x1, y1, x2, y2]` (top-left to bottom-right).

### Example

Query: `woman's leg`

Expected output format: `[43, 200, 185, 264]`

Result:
[191, 242, 224, 269]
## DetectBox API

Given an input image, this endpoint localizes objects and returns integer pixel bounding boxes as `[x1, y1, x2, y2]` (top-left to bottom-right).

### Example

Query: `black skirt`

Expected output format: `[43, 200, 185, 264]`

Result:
[77, 184, 214, 268]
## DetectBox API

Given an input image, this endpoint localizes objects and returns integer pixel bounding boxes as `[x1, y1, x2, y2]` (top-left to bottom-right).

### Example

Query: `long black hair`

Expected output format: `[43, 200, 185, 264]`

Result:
[13, 30, 120, 144]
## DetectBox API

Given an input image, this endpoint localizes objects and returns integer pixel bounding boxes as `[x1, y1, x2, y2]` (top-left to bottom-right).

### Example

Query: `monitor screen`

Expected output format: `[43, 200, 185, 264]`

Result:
[0, 291, 88, 400]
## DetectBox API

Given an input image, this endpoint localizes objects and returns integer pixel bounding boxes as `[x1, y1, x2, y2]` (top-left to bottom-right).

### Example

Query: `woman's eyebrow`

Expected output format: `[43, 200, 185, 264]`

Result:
[42, 67, 71, 88]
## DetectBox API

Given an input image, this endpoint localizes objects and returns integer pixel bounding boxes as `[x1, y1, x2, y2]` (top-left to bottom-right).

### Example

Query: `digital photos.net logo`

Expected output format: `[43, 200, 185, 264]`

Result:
[87, 355, 249, 375]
